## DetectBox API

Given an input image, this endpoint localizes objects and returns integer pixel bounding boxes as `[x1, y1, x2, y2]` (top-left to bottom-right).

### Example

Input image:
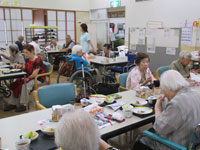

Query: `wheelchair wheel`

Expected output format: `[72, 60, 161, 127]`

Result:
[69, 70, 95, 96]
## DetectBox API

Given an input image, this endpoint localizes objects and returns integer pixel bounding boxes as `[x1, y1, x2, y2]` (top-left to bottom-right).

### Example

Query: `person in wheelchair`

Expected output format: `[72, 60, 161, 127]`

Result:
[68, 45, 90, 71]
[1, 44, 24, 64]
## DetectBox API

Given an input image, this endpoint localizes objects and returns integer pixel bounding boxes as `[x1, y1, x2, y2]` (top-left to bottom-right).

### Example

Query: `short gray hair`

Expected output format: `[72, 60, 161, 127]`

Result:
[160, 70, 189, 92]
[72, 45, 82, 55]
[55, 110, 99, 150]
[179, 50, 192, 59]
[9, 44, 19, 53]
[66, 35, 71, 39]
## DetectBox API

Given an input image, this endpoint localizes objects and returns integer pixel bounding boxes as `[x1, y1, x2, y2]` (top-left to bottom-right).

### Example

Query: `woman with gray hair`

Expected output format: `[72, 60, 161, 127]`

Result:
[170, 50, 192, 78]
[55, 110, 118, 150]
[1, 44, 24, 64]
[133, 70, 200, 150]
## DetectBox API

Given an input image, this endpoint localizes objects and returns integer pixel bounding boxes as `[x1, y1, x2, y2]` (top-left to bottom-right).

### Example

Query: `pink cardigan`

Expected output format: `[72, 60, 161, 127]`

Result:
[126, 66, 155, 90]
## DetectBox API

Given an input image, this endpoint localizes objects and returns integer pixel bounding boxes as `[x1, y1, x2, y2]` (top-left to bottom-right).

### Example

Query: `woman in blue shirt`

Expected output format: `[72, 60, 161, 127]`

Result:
[80, 23, 95, 55]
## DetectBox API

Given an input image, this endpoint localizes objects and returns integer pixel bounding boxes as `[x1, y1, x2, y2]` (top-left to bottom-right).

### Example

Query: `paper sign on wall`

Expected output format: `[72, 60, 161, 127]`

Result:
[147, 46, 156, 54]
[166, 47, 176, 55]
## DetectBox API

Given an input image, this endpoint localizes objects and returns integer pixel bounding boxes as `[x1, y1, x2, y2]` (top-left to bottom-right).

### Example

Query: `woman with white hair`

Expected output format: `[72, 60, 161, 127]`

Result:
[55, 110, 118, 150]
[0, 44, 24, 64]
[170, 50, 192, 78]
[68, 45, 90, 71]
[133, 70, 200, 150]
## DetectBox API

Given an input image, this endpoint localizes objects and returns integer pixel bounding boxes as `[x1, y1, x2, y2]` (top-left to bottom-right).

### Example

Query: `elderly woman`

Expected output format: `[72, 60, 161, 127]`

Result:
[4, 44, 45, 112]
[1, 44, 24, 64]
[55, 110, 118, 150]
[170, 50, 191, 78]
[126, 52, 154, 90]
[102, 44, 115, 58]
[68, 45, 90, 71]
[133, 70, 200, 150]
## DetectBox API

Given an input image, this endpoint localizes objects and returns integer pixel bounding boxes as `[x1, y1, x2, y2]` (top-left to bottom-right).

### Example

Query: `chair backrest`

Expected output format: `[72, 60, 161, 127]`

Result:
[158, 66, 170, 78]
[126, 53, 136, 63]
[37, 83, 76, 108]
[44, 61, 51, 73]
[119, 72, 129, 88]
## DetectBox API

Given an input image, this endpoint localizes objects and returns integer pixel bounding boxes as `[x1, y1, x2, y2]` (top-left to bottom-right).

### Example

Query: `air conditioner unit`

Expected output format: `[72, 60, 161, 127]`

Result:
[136, 0, 151, 2]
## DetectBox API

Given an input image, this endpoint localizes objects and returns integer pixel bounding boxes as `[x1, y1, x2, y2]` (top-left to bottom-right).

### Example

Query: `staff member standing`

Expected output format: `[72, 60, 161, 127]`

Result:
[80, 23, 95, 55]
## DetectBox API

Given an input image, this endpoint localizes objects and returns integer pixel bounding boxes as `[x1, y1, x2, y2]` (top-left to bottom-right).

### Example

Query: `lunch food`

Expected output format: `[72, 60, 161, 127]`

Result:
[24, 131, 37, 139]
[89, 106, 103, 115]
[45, 127, 55, 132]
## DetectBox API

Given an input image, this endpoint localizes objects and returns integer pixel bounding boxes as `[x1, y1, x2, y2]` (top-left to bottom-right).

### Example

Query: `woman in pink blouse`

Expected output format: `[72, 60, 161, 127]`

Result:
[126, 52, 155, 90]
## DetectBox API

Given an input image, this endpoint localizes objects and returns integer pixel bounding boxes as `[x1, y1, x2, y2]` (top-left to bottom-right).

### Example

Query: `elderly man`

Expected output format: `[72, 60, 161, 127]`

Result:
[61, 35, 75, 54]
[55, 110, 118, 150]
[1, 44, 24, 64]
[170, 50, 191, 78]
[133, 70, 200, 150]
[15, 35, 24, 52]
[46, 40, 63, 51]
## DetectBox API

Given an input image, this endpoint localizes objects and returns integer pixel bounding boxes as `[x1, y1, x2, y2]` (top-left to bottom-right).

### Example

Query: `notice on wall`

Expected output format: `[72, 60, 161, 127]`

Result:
[166, 47, 176, 55]
[138, 28, 145, 45]
[147, 46, 156, 54]
[147, 37, 156, 54]
[181, 27, 193, 45]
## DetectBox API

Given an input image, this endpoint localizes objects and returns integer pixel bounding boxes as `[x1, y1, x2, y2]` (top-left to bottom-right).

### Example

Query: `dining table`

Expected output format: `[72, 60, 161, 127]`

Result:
[0, 90, 155, 150]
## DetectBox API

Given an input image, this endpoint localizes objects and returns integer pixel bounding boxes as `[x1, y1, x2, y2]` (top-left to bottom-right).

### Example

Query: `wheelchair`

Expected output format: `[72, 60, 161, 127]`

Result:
[57, 56, 96, 98]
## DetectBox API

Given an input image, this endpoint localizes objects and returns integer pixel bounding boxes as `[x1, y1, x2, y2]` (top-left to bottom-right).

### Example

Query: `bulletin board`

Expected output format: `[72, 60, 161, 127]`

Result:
[128, 27, 181, 71]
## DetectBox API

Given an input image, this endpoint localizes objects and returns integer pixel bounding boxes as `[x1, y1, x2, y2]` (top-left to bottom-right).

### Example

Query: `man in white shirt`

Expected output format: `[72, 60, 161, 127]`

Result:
[29, 37, 41, 54]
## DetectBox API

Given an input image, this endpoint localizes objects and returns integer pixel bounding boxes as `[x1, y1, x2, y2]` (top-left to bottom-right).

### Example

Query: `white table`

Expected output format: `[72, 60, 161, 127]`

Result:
[90, 57, 128, 67]
[0, 90, 155, 150]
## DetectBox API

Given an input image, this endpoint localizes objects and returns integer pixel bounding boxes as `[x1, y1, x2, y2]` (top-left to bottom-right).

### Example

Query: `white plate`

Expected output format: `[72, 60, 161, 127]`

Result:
[132, 107, 153, 115]
[23, 131, 39, 141]
[89, 97, 105, 105]
[132, 100, 147, 106]
[41, 122, 57, 136]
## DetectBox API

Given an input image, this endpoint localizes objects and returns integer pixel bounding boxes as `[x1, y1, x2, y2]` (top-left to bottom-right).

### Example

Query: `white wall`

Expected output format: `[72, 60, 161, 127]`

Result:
[125, 0, 200, 28]
[2, 0, 90, 11]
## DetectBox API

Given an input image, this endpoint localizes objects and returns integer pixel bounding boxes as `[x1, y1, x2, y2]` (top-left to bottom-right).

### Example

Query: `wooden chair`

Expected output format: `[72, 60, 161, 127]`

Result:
[116, 72, 130, 92]
[155, 66, 170, 80]
[34, 61, 53, 90]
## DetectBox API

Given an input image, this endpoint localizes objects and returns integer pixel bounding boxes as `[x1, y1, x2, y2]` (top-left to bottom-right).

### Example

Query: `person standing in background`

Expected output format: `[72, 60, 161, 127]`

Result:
[80, 23, 96, 55]
[29, 37, 41, 55]
[15, 35, 24, 52]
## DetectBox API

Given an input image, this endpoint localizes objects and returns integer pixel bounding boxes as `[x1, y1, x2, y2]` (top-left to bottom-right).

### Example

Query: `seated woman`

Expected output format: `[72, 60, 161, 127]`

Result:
[102, 44, 115, 58]
[55, 110, 118, 150]
[170, 50, 191, 78]
[1, 44, 24, 64]
[4, 44, 45, 112]
[126, 52, 154, 90]
[133, 70, 200, 150]
[68, 45, 90, 71]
